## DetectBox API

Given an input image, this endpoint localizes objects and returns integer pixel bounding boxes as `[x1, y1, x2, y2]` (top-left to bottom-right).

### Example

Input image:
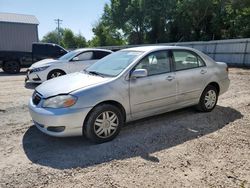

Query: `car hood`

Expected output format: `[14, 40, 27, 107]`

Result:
[36, 72, 110, 98]
[31, 59, 62, 68]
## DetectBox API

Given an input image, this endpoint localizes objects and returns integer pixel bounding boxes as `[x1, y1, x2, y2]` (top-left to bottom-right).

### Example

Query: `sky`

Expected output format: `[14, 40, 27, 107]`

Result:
[0, 0, 110, 40]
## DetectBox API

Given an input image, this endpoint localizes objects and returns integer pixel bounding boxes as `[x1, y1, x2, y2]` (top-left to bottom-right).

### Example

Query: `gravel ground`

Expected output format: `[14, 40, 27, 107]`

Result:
[0, 68, 249, 188]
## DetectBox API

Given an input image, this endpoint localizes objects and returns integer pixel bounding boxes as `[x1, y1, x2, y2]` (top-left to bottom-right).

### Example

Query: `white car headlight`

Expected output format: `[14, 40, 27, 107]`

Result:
[42, 95, 77, 108]
[32, 66, 50, 73]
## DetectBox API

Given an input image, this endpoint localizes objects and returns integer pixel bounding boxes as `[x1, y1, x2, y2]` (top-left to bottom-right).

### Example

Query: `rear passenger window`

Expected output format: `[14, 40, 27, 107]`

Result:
[173, 51, 205, 71]
[93, 51, 111, 59]
[76, 52, 93, 61]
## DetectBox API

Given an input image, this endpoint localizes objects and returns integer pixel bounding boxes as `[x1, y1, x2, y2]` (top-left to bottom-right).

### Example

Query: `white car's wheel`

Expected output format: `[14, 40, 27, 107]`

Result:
[47, 70, 66, 80]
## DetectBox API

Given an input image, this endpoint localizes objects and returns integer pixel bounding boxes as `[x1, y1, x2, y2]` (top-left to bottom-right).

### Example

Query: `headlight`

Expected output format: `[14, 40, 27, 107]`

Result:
[32, 66, 49, 73]
[42, 95, 77, 108]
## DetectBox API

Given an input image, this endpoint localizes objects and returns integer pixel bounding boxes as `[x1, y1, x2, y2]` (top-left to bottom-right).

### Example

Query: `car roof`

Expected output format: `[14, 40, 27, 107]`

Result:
[121, 45, 195, 52]
[73, 48, 113, 53]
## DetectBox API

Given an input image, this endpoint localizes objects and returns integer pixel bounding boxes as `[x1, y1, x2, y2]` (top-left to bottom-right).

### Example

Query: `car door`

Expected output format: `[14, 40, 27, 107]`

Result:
[129, 50, 177, 119]
[171, 50, 209, 105]
[69, 51, 96, 73]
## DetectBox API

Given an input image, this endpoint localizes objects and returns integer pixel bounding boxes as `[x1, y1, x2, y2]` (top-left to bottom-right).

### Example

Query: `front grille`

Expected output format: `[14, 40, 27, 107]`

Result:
[32, 92, 42, 105]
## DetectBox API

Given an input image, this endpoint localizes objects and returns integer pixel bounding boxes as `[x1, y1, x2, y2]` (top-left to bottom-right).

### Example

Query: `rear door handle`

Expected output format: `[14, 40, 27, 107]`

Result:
[166, 75, 175, 81]
[200, 69, 207, 74]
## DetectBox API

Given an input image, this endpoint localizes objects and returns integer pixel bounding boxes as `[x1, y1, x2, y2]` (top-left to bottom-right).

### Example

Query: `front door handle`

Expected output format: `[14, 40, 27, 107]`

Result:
[200, 69, 207, 74]
[166, 75, 175, 81]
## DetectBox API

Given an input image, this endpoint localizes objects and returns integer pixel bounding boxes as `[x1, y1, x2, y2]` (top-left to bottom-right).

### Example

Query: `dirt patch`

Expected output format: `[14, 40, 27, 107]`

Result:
[0, 68, 249, 188]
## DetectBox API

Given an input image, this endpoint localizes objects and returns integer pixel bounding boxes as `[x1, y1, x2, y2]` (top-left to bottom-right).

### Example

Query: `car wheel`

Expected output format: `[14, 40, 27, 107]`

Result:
[47, 70, 65, 80]
[3, 60, 21, 74]
[84, 104, 124, 143]
[197, 85, 218, 112]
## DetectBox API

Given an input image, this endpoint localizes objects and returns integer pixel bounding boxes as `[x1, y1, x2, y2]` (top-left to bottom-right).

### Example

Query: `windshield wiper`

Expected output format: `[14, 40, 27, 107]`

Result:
[85, 70, 104, 77]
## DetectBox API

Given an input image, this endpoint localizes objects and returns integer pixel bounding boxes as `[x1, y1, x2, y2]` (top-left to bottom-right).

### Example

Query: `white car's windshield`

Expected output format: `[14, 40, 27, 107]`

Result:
[59, 50, 80, 61]
[86, 51, 143, 77]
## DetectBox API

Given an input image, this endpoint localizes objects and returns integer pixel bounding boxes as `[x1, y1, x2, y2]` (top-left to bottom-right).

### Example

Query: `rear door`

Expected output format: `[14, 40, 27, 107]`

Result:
[171, 50, 209, 105]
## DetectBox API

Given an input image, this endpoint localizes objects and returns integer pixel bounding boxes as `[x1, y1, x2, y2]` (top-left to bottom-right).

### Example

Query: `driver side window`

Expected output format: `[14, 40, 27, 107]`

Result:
[75, 52, 93, 61]
[135, 51, 170, 76]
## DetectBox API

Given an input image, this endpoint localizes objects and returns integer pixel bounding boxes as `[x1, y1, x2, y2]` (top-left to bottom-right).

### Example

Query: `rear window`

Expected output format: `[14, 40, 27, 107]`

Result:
[173, 50, 205, 71]
[93, 51, 111, 59]
[33, 44, 67, 58]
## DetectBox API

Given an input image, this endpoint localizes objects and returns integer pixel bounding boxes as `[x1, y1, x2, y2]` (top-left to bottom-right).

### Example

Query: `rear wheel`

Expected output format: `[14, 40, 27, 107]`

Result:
[47, 69, 66, 80]
[2, 60, 21, 74]
[197, 85, 218, 112]
[84, 104, 124, 143]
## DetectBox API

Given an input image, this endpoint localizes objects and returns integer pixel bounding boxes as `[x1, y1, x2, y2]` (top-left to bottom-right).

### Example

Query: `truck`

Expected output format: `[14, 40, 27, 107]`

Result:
[0, 12, 67, 73]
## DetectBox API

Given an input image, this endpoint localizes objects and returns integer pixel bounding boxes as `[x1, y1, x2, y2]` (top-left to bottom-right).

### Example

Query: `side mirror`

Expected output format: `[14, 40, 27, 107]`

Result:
[72, 57, 79, 61]
[131, 69, 148, 79]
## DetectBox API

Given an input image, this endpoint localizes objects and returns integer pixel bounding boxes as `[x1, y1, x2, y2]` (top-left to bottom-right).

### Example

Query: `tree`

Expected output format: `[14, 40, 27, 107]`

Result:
[62, 29, 77, 49]
[42, 28, 87, 49]
[223, 0, 250, 38]
[41, 30, 60, 44]
[144, 0, 176, 43]
[74, 33, 87, 48]
[92, 0, 250, 44]
[89, 3, 125, 47]
[109, 0, 147, 44]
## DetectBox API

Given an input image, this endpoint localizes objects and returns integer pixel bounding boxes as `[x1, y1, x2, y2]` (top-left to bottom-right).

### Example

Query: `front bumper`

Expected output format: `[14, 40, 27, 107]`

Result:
[28, 98, 92, 137]
[25, 71, 43, 83]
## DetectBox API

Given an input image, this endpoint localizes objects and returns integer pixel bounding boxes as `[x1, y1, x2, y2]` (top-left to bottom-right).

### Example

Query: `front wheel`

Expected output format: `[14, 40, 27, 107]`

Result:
[197, 85, 218, 112]
[84, 104, 124, 143]
[47, 69, 65, 80]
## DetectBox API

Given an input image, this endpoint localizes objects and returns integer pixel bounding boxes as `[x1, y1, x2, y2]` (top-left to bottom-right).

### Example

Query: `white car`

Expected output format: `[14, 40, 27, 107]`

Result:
[25, 48, 112, 83]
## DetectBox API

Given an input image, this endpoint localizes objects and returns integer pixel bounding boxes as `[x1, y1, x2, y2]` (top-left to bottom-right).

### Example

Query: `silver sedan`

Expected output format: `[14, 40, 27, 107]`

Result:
[28, 46, 230, 143]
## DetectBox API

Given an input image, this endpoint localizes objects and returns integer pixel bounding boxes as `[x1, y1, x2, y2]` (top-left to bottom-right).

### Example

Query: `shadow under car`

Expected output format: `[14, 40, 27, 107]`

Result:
[22, 105, 242, 170]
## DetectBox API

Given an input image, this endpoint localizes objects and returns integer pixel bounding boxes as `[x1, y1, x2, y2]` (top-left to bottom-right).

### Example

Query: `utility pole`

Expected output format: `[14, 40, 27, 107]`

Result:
[54, 19, 62, 44]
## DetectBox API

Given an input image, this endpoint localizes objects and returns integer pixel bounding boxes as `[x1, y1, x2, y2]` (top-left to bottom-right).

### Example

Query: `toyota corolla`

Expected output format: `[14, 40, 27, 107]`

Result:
[28, 46, 230, 143]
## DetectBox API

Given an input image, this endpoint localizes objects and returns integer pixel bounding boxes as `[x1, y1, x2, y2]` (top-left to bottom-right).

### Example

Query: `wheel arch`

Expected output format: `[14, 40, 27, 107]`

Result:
[47, 69, 66, 79]
[207, 82, 220, 94]
[83, 100, 127, 129]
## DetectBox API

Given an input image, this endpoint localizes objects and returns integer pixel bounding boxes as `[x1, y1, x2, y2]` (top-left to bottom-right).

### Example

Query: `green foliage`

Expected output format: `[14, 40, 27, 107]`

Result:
[42, 28, 87, 49]
[41, 30, 59, 44]
[43, 0, 250, 47]
[93, 0, 250, 44]
[89, 3, 126, 47]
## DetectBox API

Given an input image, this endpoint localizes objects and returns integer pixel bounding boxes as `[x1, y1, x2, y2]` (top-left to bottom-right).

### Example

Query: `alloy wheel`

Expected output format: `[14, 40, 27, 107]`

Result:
[51, 72, 63, 78]
[94, 111, 119, 138]
[204, 90, 217, 109]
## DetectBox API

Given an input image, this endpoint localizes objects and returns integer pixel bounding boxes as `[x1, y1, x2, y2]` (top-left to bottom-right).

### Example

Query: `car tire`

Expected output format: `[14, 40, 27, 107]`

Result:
[197, 85, 218, 112]
[83, 104, 124, 143]
[47, 69, 66, 80]
[2, 60, 21, 74]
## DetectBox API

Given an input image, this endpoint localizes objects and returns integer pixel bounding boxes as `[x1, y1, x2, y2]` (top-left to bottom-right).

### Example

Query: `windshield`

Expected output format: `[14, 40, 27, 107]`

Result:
[86, 51, 143, 77]
[59, 50, 80, 61]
